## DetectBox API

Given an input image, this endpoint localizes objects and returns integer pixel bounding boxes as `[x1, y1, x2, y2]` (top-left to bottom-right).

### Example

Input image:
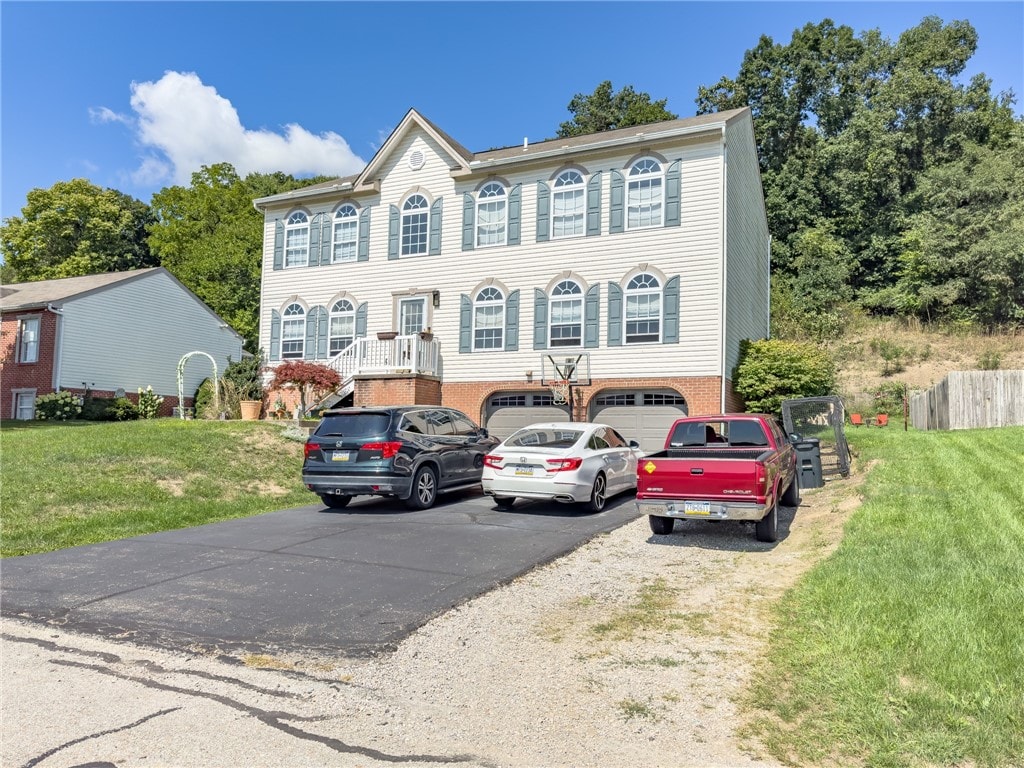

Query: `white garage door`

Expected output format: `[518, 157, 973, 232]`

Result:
[485, 392, 571, 441]
[589, 390, 688, 454]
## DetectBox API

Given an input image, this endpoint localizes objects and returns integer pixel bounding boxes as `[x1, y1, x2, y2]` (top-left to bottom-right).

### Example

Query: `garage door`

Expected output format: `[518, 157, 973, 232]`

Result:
[485, 392, 571, 441]
[589, 390, 688, 454]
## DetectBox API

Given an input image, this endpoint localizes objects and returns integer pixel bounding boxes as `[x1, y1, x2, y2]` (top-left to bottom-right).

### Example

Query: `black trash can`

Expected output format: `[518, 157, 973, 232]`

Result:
[793, 438, 823, 489]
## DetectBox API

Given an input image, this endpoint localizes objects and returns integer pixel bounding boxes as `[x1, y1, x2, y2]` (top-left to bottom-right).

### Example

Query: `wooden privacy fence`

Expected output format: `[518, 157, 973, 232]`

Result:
[910, 370, 1024, 430]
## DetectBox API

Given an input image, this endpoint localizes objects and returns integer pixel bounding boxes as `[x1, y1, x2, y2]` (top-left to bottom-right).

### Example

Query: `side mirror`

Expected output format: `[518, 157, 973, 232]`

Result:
[478, 427, 490, 439]
[629, 440, 640, 449]
[789, 433, 802, 443]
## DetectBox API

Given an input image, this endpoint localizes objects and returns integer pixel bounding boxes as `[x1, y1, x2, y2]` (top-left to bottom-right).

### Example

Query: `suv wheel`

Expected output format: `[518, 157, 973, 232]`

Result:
[405, 465, 438, 510]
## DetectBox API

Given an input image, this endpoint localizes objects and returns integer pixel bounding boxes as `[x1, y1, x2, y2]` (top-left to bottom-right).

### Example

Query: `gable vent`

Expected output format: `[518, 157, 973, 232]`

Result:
[408, 150, 425, 170]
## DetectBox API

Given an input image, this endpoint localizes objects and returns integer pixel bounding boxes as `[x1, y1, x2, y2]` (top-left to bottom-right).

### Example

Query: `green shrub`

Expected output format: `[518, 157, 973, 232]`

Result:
[137, 386, 164, 419]
[34, 391, 83, 421]
[194, 377, 215, 417]
[977, 350, 1003, 370]
[734, 339, 836, 416]
[108, 397, 139, 421]
[223, 354, 264, 401]
[871, 381, 906, 415]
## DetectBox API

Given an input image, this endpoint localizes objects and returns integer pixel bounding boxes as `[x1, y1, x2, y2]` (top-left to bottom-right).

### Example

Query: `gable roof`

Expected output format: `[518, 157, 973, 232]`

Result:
[253, 107, 752, 210]
[1, 268, 163, 311]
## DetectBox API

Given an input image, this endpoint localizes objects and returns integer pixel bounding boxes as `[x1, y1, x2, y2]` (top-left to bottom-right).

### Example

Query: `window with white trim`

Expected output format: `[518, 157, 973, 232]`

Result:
[329, 299, 355, 355]
[14, 390, 36, 420]
[284, 211, 310, 267]
[625, 273, 661, 343]
[401, 195, 429, 255]
[281, 303, 306, 358]
[332, 205, 358, 263]
[473, 287, 504, 350]
[18, 317, 40, 363]
[549, 280, 583, 347]
[476, 182, 507, 247]
[627, 158, 663, 229]
[552, 170, 585, 239]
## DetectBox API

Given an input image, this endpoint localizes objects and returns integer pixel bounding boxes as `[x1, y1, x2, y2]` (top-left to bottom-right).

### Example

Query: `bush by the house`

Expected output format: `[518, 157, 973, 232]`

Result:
[137, 385, 164, 419]
[34, 391, 83, 421]
[223, 354, 265, 401]
[108, 397, 139, 421]
[734, 339, 836, 416]
[270, 360, 340, 418]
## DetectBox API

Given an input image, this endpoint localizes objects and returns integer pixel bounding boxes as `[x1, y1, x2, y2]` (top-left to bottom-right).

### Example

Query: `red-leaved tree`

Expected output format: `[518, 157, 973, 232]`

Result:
[270, 361, 341, 418]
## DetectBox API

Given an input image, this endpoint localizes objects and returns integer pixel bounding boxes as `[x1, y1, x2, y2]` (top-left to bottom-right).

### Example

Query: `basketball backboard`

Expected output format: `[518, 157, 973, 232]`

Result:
[540, 353, 591, 386]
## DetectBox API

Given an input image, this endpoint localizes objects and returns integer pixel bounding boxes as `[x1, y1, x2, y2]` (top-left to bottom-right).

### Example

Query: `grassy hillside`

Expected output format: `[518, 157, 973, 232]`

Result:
[1, 420, 312, 557]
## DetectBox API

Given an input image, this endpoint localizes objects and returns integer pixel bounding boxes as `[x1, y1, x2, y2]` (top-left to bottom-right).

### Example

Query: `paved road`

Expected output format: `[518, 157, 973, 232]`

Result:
[1, 490, 639, 657]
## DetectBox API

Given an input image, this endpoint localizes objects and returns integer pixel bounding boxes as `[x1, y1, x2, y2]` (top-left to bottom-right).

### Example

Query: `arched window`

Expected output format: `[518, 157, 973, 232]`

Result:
[549, 280, 583, 347]
[473, 286, 504, 350]
[332, 204, 358, 263]
[329, 299, 356, 355]
[625, 273, 661, 343]
[627, 158, 663, 229]
[284, 211, 310, 267]
[476, 182, 507, 247]
[401, 194, 429, 255]
[552, 170, 585, 239]
[281, 303, 306, 358]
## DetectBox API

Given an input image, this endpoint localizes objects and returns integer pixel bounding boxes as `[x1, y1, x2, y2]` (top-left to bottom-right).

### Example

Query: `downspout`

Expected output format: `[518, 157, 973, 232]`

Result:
[719, 127, 728, 413]
[766, 234, 772, 339]
[46, 304, 64, 392]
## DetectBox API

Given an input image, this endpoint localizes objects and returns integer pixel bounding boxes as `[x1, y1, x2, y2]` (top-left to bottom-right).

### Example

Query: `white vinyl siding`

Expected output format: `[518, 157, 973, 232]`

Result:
[56, 270, 243, 397]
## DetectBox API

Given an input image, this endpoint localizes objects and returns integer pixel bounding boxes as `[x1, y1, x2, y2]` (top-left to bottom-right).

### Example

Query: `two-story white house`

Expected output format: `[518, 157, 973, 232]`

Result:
[254, 107, 770, 451]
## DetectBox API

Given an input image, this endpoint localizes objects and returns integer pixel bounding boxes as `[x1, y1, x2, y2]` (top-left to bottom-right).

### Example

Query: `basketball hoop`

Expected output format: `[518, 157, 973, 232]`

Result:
[550, 379, 570, 404]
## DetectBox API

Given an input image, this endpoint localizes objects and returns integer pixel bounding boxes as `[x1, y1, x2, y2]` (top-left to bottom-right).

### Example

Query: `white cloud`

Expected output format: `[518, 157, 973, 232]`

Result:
[125, 71, 365, 185]
[89, 106, 131, 125]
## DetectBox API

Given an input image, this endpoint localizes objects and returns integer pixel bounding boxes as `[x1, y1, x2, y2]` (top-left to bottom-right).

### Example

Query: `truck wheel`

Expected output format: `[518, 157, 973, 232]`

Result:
[755, 501, 778, 542]
[649, 515, 674, 535]
[584, 473, 607, 512]
[320, 494, 351, 509]
[405, 466, 438, 510]
[782, 477, 800, 507]
[494, 496, 515, 510]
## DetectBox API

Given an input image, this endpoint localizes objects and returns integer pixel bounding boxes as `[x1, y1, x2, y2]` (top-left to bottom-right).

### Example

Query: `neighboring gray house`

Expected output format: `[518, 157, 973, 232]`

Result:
[1, 268, 244, 419]
[254, 108, 770, 450]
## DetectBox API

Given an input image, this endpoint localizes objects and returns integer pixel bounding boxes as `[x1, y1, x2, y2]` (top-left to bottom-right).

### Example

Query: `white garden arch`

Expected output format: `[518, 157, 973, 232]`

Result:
[177, 351, 220, 419]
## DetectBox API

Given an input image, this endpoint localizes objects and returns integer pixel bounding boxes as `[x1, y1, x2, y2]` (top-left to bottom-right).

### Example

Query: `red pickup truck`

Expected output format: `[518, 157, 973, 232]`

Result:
[635, 414, 800, 542]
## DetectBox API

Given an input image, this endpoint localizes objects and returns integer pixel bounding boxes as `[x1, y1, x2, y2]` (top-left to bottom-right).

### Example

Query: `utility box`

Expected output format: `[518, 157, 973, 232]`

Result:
[794, 438, 824, 489]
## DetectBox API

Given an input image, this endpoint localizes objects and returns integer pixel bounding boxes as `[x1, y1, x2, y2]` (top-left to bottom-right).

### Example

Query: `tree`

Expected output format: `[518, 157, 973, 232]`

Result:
[0, 179, 157, 282]
[270, 361, 340, 418]
[734, 339, 836, 415]
[148, 164, 324, 351]
[557, 81, 677, 138]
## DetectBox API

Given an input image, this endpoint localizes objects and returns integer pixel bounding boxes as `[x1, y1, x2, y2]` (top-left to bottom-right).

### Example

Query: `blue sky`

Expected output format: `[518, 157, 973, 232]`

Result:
[2, 1, 1022, 223]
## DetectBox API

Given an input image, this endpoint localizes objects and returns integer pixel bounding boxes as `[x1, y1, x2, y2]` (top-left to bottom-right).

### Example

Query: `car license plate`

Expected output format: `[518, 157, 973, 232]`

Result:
[331, 451, 352, 462]
[684, 501, 712, 515]
[514, 465, 533, 476]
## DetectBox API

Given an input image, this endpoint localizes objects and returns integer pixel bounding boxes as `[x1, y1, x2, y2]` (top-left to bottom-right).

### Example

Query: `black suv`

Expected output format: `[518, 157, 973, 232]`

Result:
[302, 406, 499, 510]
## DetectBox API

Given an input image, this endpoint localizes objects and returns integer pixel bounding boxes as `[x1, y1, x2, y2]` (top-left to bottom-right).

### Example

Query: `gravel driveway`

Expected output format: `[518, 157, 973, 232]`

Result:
[2, 473, 863, 768]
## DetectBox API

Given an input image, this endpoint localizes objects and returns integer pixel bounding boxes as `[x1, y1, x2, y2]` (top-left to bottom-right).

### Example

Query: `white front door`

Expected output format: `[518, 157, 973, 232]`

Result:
[398, 297, 428, 335]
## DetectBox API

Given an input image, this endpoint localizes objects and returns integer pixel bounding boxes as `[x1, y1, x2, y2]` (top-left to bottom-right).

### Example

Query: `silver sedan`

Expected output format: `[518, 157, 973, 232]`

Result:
[481, 422, 644, 512]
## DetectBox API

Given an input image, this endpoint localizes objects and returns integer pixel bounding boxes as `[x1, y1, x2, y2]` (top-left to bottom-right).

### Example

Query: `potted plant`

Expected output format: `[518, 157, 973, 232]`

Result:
[377, 330, 398, 341]
[224, 354, 265, 420]
[418, 327, 434, 341]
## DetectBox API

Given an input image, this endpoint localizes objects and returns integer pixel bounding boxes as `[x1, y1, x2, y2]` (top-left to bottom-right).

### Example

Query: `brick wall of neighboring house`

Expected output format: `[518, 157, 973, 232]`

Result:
[59, 387, 185, 418]
[354, 375, 442, 408]
[0, 310, 58, 419]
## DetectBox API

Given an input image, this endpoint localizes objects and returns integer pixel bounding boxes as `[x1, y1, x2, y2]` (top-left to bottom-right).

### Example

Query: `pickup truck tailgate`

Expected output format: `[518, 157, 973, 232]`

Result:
[637, 450, 768, 501]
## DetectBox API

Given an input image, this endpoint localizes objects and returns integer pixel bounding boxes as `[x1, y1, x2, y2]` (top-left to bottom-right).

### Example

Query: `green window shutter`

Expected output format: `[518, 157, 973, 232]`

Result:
[533, 288, 548, 349]
[505, 289, 520, 351]
[273, 220, 284, 270]
[508, 184, 521, 246]
[320, 213, 333, 265]
[609, 170, 625, 233]
[355, 303, 367, 338]
[357, 208, 371, 261]
[269, 310, 281, 360]
[304, 309, 317, 357]
[310, 306, 327, 358]
[607, 282, 623, 347]
[462, 193, 475, 251]
[665, 160, 681, 227]
[663, 276, 680, 343]
[586, 172, 602, 237]
[536, 182, 550, 242]
[388, 205, 400, 260]
[584, 284, 600, 348]
[309, 213, 323, 267]
[429, 198, 443, 255]
[459, 294, 472, 353]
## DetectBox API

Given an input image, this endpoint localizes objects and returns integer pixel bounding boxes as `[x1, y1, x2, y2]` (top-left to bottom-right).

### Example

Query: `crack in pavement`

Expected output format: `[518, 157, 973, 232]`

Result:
[50, 659, 485, 765]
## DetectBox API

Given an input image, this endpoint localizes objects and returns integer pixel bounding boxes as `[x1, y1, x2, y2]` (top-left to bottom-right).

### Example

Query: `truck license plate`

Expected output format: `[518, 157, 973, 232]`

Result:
[684, 501, 712, 515]
[331, 451, 352, 462]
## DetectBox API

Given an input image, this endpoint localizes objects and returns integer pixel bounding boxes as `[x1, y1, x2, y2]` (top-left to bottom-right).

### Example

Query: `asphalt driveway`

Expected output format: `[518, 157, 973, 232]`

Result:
[0, 490, 639, 657]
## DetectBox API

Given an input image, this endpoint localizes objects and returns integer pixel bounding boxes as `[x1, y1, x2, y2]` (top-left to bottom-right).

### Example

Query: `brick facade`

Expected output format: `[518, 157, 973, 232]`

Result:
[1, 310, 58, 419]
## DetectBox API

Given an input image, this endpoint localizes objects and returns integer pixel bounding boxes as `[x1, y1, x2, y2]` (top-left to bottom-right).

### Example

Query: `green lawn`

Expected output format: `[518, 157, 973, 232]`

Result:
[1, 419, 313, 557]
[748, 425, 1024, 768]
